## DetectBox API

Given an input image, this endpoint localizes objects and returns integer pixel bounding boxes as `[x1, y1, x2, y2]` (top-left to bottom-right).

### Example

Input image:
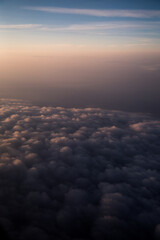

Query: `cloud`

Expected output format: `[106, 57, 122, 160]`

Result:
[25, 7, 160, 19]
[0, 99, 160, 240]
[142, 63, 160, 72]
[1, 21, 159, 33]
[40, 21, 160, 32]
[0, 24, 42, 29]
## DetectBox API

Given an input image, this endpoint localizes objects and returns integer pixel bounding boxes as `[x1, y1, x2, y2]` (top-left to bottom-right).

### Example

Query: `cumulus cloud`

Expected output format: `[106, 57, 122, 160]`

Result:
[0, 99, 160, 240]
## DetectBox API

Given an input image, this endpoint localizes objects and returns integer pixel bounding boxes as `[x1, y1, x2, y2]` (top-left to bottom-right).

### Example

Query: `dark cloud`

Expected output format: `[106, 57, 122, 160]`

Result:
[0, 99, 160, 240]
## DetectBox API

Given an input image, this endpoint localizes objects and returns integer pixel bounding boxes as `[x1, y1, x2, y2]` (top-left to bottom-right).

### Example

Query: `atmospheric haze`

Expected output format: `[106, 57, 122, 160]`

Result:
[1, 52, 160, 116]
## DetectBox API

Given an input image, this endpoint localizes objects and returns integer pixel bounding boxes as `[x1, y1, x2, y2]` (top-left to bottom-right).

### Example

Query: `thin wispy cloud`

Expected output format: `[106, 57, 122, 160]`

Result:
[1, 22, 159, 32]
[25, 6, 160, 18]
[0, 24, 42, 29]
[40, 21, 160, 31]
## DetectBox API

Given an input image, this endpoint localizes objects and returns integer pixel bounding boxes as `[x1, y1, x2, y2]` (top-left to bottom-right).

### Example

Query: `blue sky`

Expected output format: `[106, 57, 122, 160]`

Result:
[1, 0, 160, 23]
[1, 0, 160, 53]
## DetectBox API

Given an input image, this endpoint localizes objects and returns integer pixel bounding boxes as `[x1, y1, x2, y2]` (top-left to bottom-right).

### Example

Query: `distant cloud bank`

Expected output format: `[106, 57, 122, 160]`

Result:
[0, 99, 160, 240]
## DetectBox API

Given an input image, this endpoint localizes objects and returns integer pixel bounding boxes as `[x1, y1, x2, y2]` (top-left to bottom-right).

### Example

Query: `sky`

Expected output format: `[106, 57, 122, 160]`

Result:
[0, 2, 160, 239]
[0, 0, 160, 115]
[1, 0, 160, 53]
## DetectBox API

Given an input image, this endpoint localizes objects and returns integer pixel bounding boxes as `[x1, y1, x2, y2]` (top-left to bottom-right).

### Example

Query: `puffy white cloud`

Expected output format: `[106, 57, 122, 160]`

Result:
[0, 99, 160, 240]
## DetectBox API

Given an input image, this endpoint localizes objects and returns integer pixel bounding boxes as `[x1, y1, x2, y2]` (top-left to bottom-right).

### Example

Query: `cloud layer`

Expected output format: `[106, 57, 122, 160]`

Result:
[0, 99, 160, 240]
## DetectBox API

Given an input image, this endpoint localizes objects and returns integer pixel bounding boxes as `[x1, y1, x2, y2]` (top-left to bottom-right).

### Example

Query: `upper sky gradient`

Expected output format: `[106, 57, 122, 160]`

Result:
[1, 0, 160, 54]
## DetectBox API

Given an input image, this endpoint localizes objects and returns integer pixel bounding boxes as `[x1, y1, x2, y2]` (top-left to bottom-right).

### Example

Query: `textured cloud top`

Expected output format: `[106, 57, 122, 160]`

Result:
[0, 99, 160, 240]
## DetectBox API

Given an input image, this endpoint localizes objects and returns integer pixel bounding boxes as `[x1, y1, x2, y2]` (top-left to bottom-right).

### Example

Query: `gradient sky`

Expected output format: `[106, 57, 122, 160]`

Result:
[1, 0, 160, 53]
[0, 0, 160, 115]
